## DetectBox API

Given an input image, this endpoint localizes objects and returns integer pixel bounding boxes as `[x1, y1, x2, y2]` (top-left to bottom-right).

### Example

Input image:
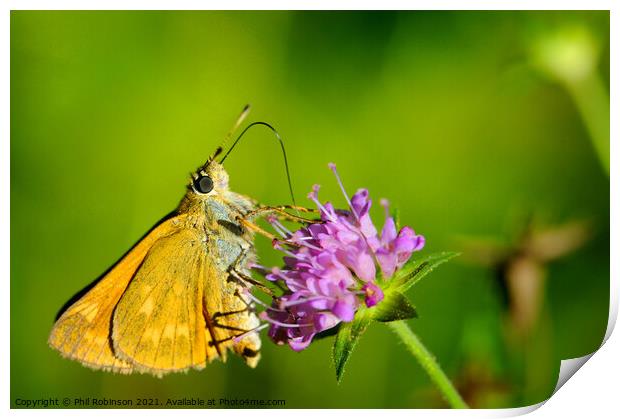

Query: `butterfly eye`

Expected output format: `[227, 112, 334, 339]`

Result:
[193, 175, 214, 194]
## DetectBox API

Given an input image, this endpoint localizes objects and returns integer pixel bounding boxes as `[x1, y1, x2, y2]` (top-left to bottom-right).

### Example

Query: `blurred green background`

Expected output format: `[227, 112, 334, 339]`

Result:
[11, 11, 609, 408]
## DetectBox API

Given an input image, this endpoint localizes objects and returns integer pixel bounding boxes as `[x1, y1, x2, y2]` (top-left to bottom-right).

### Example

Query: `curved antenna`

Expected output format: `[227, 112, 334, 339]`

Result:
[220, 121, 297, 208]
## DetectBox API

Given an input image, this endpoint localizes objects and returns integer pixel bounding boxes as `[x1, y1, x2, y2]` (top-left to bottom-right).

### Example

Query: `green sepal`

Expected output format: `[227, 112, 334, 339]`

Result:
[390, 251, 459, 293]
[332, 308, 372, 383]
[371, 291, 418, 322]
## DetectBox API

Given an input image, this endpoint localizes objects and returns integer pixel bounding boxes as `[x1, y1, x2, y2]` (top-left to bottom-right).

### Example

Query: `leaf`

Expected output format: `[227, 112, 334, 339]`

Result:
[371, 291, 418, 322]
[391, 251, 459, 293]
[332, 308, 372, 383]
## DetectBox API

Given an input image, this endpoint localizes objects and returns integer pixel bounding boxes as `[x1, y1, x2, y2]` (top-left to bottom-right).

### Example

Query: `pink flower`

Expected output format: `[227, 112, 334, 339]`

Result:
[258, 163, 425, 351]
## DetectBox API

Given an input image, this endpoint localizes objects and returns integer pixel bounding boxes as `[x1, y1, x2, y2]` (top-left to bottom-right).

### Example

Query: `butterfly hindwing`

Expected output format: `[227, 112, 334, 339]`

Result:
[207, 263, 262, 368]
[111, 227, 214, 375]
[48, 216, 183, 373]
[111, 226, 263, 375]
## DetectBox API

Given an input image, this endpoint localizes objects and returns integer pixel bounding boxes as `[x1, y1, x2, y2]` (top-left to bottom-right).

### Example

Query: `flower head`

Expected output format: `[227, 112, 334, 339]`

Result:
[258, 163, 425, 351]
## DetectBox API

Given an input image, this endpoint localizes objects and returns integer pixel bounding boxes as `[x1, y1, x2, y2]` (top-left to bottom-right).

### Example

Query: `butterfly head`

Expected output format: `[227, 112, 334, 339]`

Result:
[190, 157, 230, 198]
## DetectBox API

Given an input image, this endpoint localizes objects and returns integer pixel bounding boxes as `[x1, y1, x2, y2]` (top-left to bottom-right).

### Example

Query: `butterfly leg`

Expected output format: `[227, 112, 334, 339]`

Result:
[236, 207, 318, 241]
[204, 245, 262, 367]
[211, 286, 263, 325]
[242, 197, 318, 216]
[228, 267, 274, 296]
[209, 290, 267, 346]
[276, 204, 319, 214]
[203, 286, 261, 364]
[244, 205, 319, 224]
[202, 302, 224, 359]
[237, 217, 278, 240]
[207, 287, 262, 368]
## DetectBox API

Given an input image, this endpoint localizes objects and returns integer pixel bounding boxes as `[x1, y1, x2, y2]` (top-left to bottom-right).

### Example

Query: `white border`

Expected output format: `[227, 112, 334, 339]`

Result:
[0, 0, 616, 10]
[3, 2, 616, 418]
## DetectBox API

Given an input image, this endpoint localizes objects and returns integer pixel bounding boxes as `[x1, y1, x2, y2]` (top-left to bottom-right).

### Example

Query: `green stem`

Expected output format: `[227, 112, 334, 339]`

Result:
[565, 73, 610, 175]
[388, 321, 468, 409]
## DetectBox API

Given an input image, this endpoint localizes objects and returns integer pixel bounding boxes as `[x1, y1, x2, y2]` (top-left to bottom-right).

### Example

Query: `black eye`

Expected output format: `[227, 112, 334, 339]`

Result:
[193, 175, 214, 194]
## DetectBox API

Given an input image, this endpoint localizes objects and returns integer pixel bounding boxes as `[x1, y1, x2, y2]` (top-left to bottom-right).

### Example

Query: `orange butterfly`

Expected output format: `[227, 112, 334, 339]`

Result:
[48, 106, 302, 377]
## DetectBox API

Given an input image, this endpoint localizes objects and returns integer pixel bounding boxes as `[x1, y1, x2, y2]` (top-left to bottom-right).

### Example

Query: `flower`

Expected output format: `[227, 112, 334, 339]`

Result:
[375, 199, 425, 278]
[362, 281, 384, 308]
[257, 163, 425, 351]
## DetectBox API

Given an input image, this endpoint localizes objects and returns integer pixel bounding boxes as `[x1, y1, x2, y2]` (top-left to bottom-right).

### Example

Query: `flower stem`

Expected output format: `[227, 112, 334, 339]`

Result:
[566, 74, 609, 175]
[388, 321, 468, 408]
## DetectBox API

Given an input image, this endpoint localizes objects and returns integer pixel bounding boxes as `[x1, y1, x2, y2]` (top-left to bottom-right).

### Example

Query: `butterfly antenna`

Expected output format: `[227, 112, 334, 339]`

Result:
[209, 104, 252, 162]
[220, 121, 297, 209]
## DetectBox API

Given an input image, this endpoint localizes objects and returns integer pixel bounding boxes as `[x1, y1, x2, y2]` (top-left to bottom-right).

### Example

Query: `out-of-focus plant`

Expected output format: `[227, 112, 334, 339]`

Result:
[530, 24, 609, 174]
[458, 216, 591, 338]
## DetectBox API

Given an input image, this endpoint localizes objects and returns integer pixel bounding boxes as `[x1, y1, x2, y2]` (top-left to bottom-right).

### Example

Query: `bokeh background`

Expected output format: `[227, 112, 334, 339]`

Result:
[11, 11, 609, 408]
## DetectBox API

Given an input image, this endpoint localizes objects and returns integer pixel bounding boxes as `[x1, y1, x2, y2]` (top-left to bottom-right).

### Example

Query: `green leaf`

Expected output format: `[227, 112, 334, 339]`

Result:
[332, 308, 372, 383]
[390, 251, 459, 293]
[371, 291, 418, 322]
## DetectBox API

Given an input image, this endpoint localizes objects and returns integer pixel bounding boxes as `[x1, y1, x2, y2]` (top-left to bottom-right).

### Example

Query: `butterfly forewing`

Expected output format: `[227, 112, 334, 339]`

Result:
[48, 217, 182, 373]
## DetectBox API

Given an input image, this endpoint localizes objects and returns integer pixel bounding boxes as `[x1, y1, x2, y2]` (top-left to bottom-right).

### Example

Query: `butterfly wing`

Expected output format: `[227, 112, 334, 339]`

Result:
[111, 227, 213, 375]
[48, 216, 183, 373]
[111, 227, 262, 376]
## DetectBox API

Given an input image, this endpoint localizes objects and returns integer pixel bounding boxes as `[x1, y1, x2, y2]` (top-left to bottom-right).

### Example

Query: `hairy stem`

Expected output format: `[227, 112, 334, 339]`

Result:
[388, 321, 468, 408]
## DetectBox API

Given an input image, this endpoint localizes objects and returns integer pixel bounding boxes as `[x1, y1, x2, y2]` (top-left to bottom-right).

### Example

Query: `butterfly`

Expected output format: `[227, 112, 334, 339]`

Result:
[48, 107, 301, 377]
